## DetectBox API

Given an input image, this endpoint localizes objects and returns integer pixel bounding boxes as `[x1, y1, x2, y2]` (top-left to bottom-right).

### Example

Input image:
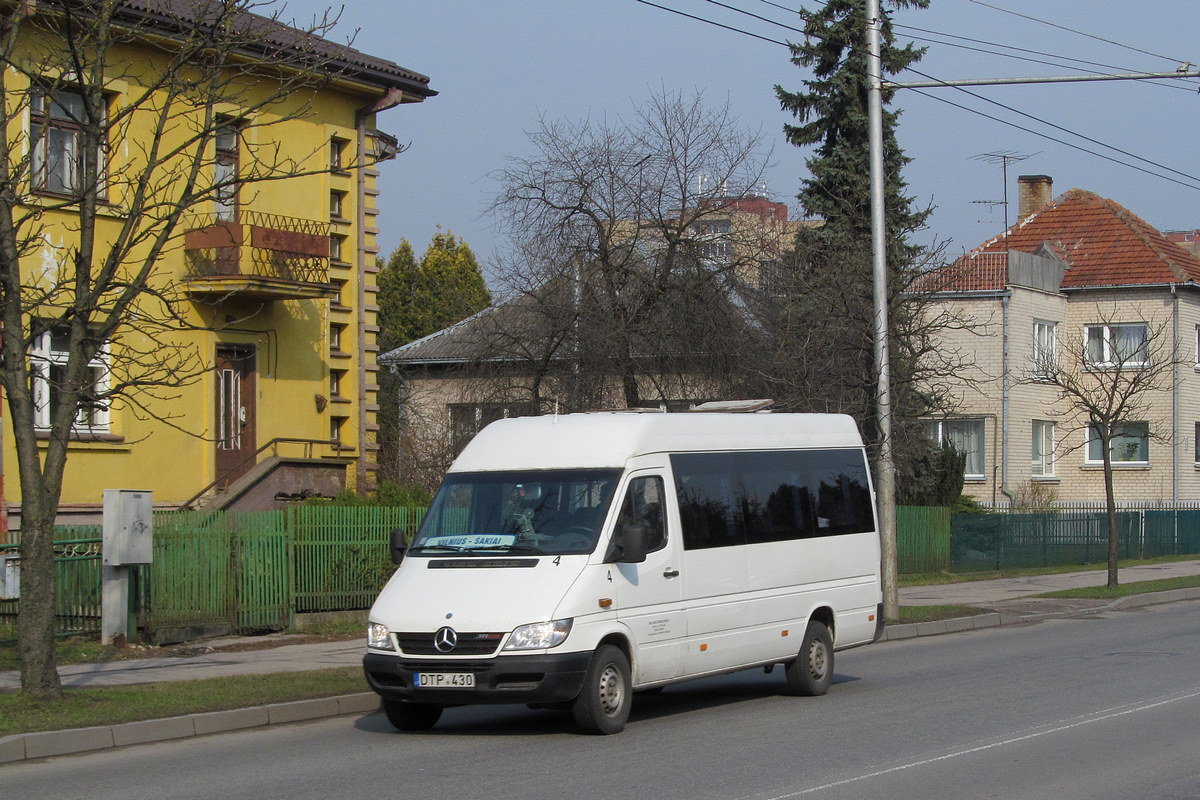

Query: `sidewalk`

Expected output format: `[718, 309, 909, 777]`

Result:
[4, 559, 1200, 764]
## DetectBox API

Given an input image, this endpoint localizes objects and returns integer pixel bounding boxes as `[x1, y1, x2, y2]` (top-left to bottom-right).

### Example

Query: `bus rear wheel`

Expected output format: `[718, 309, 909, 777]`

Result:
[784, 620, 833, 696]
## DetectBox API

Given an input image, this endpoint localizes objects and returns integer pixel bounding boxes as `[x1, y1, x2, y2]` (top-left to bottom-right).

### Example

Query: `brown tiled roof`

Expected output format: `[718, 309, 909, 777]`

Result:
[934, 189, 1200, 292]
[63, 0, 435, 97]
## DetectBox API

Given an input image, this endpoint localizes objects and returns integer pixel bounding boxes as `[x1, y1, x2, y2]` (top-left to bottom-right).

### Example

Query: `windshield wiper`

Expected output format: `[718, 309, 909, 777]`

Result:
[472, 544, 545, 555]
[407, 544, 474, 554]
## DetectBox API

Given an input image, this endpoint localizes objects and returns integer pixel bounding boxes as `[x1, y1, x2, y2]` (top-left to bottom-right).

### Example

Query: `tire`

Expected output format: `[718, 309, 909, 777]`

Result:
[784, 620, 833, 696]
[381, 699, 443, 731]
[571, 645, 632, 734]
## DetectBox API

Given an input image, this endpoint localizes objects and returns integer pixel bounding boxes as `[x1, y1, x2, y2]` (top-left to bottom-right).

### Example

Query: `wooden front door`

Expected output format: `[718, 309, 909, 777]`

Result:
[215, 345, 256, 487]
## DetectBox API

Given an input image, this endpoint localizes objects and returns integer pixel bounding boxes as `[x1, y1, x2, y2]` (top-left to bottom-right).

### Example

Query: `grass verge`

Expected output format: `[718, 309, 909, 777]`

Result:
[896, 604, 989, 624]
[1035, 574, 1200, 600]
[0, 667, 369, 737]
[898, 554, 1200, 587]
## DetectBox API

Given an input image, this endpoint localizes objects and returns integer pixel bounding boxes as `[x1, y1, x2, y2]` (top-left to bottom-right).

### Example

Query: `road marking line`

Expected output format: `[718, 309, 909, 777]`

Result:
[761, 688, 1200, 799]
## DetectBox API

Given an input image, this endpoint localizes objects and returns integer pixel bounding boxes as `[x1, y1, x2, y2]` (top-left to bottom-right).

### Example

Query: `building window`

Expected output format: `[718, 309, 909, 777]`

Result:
[1032, 320, 1057, 378]
[329, 137, 349, 172]
[330, 369, 344, 397]
[30, 88, 100, 196]
[1087, 422, 1149, 464]
[214, 117, 240, 221]
[1195, 421, 1200, 463]
[330, 415, 345, 443]
[329, 190, 346, 219]
[449, 402, 535, 455]
[30, 323, 110, 432]
[1032, 420, 1055, 477]
[330, 234, 346, 262]
[329, 323, 344, 352]
[926, 418, 986, 479]
[1086, 323, 1148, 368]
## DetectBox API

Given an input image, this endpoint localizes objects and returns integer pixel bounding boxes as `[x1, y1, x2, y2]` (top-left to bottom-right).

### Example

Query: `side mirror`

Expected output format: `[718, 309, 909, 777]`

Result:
[615, 523, 648, 564]
[389, 528, 408, 565]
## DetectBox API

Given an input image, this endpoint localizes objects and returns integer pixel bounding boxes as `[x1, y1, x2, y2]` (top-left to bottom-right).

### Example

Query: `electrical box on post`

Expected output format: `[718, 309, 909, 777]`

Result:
[0, 555, 18, 600]
[102, 490, 153, 566]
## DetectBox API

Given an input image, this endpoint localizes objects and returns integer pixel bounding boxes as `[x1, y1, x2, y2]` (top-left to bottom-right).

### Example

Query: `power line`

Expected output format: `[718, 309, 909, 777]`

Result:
[633, 0, 788, 46]
[633, 0, 1200, 193]
[966, 0, 1188, 66]
[908, 87, 1200, 192]
[902, 65, 1200, 187]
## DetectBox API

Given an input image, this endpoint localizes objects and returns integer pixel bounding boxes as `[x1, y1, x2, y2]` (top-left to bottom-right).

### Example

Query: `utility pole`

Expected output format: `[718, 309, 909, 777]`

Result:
[865, 0, 898, 620]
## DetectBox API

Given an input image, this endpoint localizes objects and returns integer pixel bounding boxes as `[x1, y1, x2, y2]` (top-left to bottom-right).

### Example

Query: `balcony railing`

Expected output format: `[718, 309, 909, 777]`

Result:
[183, 211, 336, 300]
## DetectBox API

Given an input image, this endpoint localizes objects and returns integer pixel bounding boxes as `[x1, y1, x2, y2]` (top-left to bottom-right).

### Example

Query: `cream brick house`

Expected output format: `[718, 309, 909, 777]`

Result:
[924, 175, 1200, 506]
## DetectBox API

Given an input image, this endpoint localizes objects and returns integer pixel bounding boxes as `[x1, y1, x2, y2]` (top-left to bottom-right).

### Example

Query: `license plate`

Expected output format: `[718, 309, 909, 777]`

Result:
[414, 672, 475, 689]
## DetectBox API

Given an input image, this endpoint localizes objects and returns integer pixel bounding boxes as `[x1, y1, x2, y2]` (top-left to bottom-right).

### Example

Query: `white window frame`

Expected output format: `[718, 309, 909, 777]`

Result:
[1086, 421, 1149, 465]
[30, 325, 111, 432]
[1032, 420, 1055, 477]
[1032, 320, 1057, 378]
[1085, 323, 1148, 368]
[214, 117, 240, 222]
[926, 418, 986, 480]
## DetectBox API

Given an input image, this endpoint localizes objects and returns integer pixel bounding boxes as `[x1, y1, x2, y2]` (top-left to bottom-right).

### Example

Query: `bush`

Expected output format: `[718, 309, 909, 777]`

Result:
[954, 494, 989, 514]
[309, 481, 431, 508]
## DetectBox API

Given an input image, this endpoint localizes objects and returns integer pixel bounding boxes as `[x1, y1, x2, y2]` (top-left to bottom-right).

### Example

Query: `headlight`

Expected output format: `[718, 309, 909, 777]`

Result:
[367, 622, 395, 651]
[503, 618, 573, 651]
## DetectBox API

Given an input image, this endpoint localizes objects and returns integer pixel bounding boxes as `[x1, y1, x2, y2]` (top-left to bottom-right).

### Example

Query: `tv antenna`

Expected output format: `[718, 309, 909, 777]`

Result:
[971, 151, 1038, 242]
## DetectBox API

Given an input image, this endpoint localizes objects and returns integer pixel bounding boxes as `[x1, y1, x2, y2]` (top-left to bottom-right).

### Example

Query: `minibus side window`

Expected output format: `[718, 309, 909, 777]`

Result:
[615, 476, 667, 553]
[672, 449, 876, 550]
[673, 453, 746, 550]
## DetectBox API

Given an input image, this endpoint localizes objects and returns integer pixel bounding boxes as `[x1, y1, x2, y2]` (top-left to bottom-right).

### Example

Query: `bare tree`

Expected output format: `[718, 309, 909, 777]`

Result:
[0, 0, 360, 698]
[1025, 312, 1181, 588]
[488, 89, 776, 411]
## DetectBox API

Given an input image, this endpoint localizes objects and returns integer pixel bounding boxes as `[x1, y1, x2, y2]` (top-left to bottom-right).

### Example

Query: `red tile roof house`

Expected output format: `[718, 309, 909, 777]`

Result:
[920, 175, 1200, 507]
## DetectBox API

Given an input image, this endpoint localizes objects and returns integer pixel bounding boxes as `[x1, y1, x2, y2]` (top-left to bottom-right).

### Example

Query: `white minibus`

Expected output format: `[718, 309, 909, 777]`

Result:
[363, 409, 883, 734]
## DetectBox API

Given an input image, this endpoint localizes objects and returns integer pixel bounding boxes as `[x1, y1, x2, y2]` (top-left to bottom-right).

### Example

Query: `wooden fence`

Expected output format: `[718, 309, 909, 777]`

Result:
[0, 506, 425, 641]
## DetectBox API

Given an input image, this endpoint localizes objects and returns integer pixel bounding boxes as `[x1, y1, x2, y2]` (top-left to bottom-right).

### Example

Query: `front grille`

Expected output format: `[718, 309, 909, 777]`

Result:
[395, 631, 504, 656]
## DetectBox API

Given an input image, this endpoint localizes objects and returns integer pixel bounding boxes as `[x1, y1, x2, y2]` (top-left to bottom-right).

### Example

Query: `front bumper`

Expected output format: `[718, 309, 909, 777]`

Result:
[363, 650, 591, 705]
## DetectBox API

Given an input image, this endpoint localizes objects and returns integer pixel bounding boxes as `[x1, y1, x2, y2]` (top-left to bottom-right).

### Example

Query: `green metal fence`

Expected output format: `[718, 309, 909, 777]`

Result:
[949, 509, 1200, 571]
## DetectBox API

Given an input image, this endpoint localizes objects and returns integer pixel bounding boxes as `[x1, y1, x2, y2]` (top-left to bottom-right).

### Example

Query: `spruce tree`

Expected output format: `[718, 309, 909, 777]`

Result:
[376, 232, 490, 482]
[770, 1, 934, 459]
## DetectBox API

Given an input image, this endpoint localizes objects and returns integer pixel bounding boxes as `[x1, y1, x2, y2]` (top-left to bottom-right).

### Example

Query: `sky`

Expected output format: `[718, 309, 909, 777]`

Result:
[279, 0, 1200, 277]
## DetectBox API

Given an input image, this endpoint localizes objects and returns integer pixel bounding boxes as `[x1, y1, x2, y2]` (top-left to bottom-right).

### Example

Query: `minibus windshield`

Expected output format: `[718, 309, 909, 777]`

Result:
[409, 469, 622, 556]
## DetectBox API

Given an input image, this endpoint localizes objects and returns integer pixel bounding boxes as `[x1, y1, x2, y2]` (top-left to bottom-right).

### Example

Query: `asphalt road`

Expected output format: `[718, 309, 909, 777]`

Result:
[5, 599, 1200, 799]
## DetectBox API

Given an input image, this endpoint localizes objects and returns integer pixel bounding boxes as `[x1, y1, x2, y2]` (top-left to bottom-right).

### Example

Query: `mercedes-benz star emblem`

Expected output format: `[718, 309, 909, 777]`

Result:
[433, 626, 458, 653]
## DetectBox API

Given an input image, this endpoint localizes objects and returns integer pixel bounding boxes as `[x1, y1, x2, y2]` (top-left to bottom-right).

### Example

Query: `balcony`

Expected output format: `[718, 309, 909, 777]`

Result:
[183, 211, 337, 301]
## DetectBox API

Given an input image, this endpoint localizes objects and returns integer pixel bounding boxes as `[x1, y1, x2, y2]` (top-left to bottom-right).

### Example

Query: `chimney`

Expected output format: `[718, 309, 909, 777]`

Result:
[1017, 175, 1053, 223]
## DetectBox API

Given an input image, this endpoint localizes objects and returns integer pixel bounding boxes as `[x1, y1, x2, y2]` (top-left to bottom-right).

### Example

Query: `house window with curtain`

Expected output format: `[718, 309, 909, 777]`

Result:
[1086, 323, 1148, 368]
[30, 323, 110, 432]
[926, 418, 986, 480]
[30, 87, 105, 196]
[214, 117, 240, 221]
[1032, 420, 1055, 477]
[1032, 320, 1057, 378]
[1087, 422, 1149, 464]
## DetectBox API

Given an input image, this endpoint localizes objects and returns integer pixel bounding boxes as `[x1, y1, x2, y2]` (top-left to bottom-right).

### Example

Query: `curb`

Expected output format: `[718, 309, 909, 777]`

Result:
[883, 585, 1200, 641]
[0, 692, 379, 765]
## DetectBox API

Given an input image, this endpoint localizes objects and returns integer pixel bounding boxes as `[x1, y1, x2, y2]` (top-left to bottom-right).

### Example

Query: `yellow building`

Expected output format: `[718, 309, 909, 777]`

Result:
[0, 1, 435, 528]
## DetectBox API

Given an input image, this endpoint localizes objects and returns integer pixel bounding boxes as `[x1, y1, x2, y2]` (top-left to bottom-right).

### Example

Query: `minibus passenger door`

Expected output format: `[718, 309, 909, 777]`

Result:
[610, 474, 683, 684]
